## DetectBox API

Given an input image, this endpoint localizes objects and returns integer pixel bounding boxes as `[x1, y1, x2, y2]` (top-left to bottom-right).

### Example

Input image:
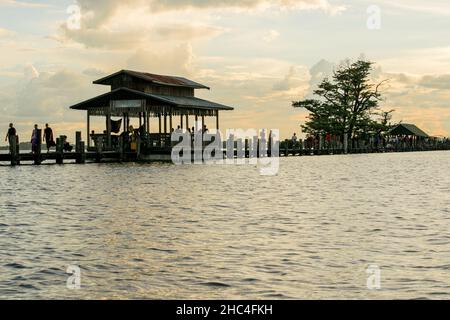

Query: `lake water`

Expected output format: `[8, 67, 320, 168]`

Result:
[1, 151, 450, 300]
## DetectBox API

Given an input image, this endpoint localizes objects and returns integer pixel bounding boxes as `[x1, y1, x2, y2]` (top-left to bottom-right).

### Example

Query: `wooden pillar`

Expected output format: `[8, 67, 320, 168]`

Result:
[75, 131, 82, 154]
[169, 111, 173, 133]
[142, 112, 146, 132]
[195, 115, 198, 131]
[163, 113, 167, 147]
[75, 131, 84, 163]
[56, 136, 65, 165]
[79, 141, 86, 164]
[87, 111, 91, 148]
[245, 139, 249, 159]
[139, 112, 142, 129]
[201, 115, 205, 148]
[106, 110, 112, 150]
[56, 137, 62, 164]
[180, 114, 184, 129]
[164, 113, 167, 134]
[34, 129, 42, 165]
[186, 115, 189, 130]
[15, 136, 20, 165]
[216, 111, 219, 130]
[157, 113, 161, 147]
[10, 135, 17, 166]
[158, 114, 162, 135]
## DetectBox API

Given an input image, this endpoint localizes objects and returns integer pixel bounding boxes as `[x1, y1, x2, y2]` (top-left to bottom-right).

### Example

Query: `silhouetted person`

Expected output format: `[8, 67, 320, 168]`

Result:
[291, 133, 298, 147]
[5, 123, 16, 154]
[62, 136, 73, 152]
[31, 124, 39, 154]
[139, 125, 145, 137]
[43, 123, 54, 153]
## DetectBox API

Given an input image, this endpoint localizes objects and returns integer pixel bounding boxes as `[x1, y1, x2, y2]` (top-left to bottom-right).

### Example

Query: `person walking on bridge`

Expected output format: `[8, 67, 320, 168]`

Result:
[43, 123, 55, 153]
[4, 123, 16, 154]
[31, 124, 39, 154]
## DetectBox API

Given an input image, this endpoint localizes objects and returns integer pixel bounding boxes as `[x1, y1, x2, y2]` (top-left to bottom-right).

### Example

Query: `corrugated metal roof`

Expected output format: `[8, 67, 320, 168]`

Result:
[69, 87, 234, 111]
[93, 70, 210, 89]
[147, 93, 234, 111]
[390, 124, 429, 137]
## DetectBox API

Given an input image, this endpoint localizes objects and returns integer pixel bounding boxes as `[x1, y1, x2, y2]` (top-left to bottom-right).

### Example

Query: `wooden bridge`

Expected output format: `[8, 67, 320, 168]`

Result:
[1, 130, 449, 167]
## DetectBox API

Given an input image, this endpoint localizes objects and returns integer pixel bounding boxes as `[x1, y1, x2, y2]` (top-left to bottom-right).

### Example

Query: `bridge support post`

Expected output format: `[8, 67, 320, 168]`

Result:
[79, 141, 86, 164]
[10, 135, 17, 166]
[56, 136, 64, 164]
[75, 132, 84, 164]
[34, 129, 42, 165]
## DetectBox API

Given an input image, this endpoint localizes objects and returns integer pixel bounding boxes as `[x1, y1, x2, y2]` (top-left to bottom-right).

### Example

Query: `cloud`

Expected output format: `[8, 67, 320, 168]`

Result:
[148, 0, 347, 15]
[375, 70, 450, 136]
[56, 0, 345, 49]
[273, 66, 298, 91]
[378, 0, 450, 17]
[75, 0, 346, 26]
[56, 14, 226, 50]
[83, 67, 107, 78]
[419, 74, 450, 90]
[155, 24, 227, 40]
[378, 46, 450, 75]
[14, 69, 84, 118]
[126, 43, 195, 75]
[58, 24, 143, 50]
[0, 28, 14, 38]
[262, 30, 280, 43]
[0, 0, 51, 8]
[0, 65, 101, 124]
[305, 58, 334, 96]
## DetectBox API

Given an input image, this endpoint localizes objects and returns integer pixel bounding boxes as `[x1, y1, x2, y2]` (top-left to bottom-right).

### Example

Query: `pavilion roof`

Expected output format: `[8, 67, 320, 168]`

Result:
[390, 124, 429, 138]
[69, 87, 234, 111]
[93, 70, 210, 90]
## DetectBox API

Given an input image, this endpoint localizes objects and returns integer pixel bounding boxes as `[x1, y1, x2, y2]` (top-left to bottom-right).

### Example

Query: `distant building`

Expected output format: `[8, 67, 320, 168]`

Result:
[390, 124, 429, 138]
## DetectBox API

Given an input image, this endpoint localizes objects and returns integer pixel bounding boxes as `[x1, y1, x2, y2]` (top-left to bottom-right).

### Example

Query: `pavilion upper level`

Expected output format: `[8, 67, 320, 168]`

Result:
[69, 70, 234, 117]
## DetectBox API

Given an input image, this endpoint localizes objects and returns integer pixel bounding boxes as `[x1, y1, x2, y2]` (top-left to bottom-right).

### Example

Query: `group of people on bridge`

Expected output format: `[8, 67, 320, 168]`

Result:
[4, 123, 58, 154]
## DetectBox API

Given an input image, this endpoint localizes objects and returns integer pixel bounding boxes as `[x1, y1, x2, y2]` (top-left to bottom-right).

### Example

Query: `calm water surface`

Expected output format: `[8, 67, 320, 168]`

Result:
[0, 151, 450, 299]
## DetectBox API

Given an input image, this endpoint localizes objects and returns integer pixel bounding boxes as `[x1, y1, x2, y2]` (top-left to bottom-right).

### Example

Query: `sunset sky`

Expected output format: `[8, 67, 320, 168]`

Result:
[1, 0, 450, 143]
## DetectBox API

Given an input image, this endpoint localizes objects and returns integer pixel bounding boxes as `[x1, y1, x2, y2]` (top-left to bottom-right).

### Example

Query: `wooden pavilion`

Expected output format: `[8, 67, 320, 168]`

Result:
[389, 123, 430, 148]
[69, 70, 234, 154]
[389, 123, 429, 138]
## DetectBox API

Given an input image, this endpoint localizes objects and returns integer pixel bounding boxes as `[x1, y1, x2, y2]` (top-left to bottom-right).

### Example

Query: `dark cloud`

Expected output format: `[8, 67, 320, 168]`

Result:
[419, 74, 450, 90]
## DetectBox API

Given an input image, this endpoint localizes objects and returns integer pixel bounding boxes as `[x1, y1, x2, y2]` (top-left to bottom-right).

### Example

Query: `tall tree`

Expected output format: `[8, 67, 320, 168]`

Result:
[293, 59, 388, 149]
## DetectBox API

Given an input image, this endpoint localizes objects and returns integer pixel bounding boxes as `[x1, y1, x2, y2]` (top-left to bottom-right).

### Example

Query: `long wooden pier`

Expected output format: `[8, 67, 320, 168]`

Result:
[1, 131, 449, 166]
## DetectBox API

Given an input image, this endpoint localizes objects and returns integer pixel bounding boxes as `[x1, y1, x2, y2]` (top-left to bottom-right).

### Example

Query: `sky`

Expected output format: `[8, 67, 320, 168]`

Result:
[1, 0, 450, 144]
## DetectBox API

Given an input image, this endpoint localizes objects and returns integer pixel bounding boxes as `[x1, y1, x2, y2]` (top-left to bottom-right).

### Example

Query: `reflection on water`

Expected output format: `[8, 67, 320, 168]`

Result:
[0, 151, 450, 299]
